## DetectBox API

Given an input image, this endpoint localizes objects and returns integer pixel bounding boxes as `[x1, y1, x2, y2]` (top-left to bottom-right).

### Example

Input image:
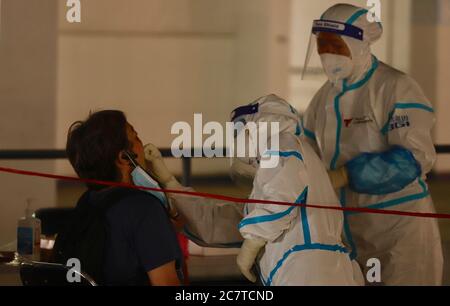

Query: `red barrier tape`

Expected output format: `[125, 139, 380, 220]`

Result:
[1, 165, 450, 220]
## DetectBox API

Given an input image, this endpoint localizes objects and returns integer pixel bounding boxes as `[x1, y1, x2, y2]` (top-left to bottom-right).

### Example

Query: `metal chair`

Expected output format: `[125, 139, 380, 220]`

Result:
[20, 261, 97, 286]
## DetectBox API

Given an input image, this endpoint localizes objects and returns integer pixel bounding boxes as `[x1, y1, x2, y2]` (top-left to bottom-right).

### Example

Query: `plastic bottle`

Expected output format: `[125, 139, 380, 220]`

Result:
[17, 199, 41, 261]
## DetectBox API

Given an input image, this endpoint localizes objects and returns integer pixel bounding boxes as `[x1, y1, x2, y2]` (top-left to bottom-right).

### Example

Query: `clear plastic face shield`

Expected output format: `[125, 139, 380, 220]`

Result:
[302, 20, 364, 81]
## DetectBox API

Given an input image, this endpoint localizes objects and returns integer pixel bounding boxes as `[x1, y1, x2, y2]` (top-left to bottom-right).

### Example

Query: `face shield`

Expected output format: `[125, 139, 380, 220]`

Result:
[302, 20, 364, 81]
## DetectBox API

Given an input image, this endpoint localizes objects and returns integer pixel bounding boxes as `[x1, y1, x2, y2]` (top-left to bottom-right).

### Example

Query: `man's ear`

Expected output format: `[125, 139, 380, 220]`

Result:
[116, 150, 130, 168]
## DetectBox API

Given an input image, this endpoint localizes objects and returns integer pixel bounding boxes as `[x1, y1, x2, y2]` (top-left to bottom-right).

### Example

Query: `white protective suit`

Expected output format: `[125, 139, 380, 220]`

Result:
[143, 150, 244, 249]
[301, 4, 443, 285]
[234, 94, 363, 286]
[160, 178, 244, 248]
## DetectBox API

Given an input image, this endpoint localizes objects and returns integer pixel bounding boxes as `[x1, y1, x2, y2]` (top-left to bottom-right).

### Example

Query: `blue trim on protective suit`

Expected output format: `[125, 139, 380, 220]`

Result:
[321, 8, 368, 25]
[304, 128, 316, 141]
[288, 105, 302, 136]
[330, 56, 379, 170]
[295, 124, 302, 136]
[346, 179, 429, 215]
[381, 103, 435, 135]
[264, 151, 303, 161]
[257, 266, 268, 286]
[265, 243, 349, 286]
[345, 57, 379, 91]
[258, 188, 350, 286]
[346, 9, 369, 25]
[301, 119, 317, 142]
[238, 206, 296, 229]
[239, 151, 304, 229]
[298, 188, 311, 244]
[330, 91, 345, 170]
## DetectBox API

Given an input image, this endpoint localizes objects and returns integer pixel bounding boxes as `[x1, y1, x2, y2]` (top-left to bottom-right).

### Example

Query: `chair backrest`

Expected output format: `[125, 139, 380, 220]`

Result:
[34, 208, 75, 236]
[20, 261, 97, 286]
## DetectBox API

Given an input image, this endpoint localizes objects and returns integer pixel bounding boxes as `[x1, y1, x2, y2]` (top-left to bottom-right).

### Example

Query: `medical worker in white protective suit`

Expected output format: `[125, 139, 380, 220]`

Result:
[231, 94, 363, 286]
[145, 96, 364, 285]
[301, 3, 443, 285]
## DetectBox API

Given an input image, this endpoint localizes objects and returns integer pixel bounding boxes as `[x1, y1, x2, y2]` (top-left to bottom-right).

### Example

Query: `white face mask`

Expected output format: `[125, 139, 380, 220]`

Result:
[320, 54, 353, 86]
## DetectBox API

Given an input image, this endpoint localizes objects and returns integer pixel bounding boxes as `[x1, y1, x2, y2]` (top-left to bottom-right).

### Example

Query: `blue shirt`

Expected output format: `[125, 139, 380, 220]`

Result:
[102, 191, 182, 285]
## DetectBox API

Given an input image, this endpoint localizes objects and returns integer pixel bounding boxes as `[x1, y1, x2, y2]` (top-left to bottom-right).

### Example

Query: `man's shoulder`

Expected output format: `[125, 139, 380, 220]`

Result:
[105, 188, 167, 220]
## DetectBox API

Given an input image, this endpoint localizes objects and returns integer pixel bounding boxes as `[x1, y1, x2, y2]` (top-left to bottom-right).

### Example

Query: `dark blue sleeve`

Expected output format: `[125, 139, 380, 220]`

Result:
[127, 193, 181, 272]
[346, 146, 422, 195]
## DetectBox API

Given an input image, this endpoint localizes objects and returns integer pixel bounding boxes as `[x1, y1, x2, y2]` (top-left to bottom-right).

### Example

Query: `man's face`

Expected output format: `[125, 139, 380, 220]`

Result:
[317, 32, 351, 58]
[126, 123, 146, 167]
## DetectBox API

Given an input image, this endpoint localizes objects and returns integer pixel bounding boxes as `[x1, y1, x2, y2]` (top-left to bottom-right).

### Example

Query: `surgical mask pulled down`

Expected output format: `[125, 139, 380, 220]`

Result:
[320, 53, 353, 86]
[124, 151, 169, 208]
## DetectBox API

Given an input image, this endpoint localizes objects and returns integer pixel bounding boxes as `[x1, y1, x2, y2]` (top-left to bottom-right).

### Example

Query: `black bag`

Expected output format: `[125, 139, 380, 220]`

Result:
[52, 187, 138, 285]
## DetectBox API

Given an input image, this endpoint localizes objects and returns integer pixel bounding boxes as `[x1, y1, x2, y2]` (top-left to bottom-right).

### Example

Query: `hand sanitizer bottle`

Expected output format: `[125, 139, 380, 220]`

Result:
[17, 199, 41, 261]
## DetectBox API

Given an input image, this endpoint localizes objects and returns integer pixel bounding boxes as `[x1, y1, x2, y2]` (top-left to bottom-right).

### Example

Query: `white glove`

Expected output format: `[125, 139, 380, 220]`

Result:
[144, 143, 181, 188]
[236, 238, 266, 283]
[328, 166, 349, 190]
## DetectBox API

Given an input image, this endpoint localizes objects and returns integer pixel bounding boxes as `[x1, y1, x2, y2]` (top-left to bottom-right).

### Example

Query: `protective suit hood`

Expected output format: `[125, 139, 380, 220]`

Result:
[229, 94, 302, 187]
[307, 3, 383, 89]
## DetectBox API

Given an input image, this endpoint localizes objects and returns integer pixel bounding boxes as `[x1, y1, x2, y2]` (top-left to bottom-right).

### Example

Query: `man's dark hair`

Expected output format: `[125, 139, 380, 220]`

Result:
[66, 110, 131, 189]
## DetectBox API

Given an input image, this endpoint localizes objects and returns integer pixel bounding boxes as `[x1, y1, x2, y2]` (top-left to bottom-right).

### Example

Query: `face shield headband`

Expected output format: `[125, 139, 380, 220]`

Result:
[231, 102, 300, 125]
[231, 103, 259, 123]
[312, 20, 364, 41]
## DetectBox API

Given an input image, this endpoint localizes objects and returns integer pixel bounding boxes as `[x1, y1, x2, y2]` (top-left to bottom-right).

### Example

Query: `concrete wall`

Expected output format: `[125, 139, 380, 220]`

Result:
[410, 0, 450, 172]
[55, 0, 291, 177]
[434, 0, 450, 172]
[0, 0, 57, 246]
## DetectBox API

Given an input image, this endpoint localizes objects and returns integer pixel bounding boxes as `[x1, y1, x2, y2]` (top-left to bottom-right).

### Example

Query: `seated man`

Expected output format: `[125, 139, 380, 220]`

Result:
[53, 110, 182, 286]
